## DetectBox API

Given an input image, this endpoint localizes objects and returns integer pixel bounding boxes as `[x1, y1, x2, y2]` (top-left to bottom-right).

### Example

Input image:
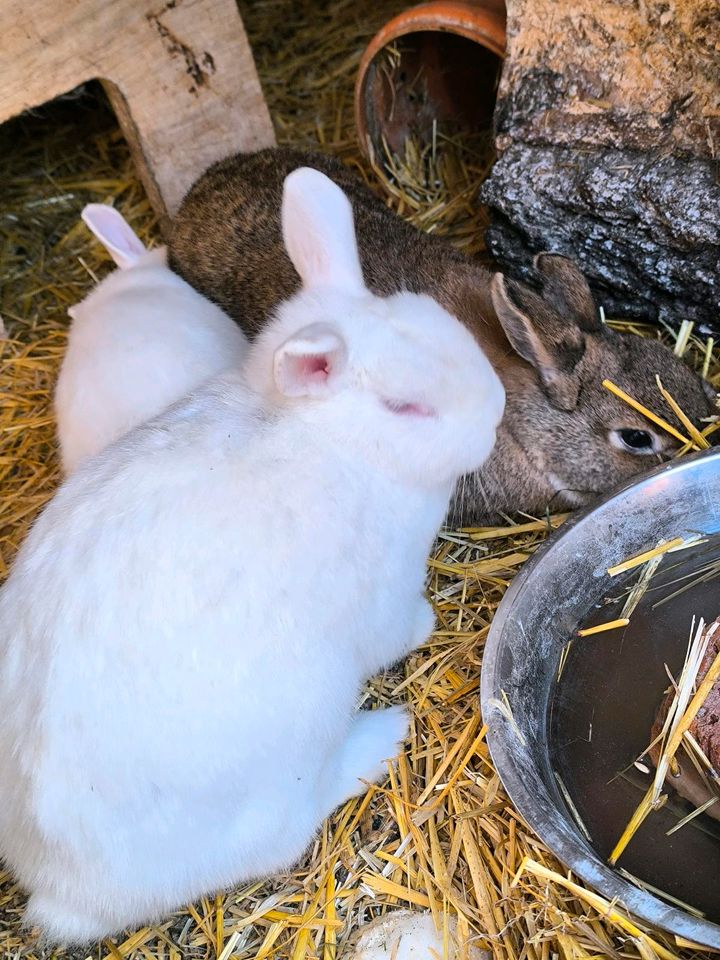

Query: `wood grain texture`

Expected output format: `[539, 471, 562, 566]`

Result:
[0, 0, 275, 215]
[481, 0, 720, 332]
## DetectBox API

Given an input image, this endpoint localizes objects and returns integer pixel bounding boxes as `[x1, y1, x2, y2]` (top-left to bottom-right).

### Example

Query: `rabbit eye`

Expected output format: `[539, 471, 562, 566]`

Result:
[610, 427, 661, 455]
[381, 397, 436, 418]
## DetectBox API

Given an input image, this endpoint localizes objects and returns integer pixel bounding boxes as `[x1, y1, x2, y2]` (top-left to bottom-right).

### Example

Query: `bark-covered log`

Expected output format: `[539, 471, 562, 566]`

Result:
[480, 0, 720, 333]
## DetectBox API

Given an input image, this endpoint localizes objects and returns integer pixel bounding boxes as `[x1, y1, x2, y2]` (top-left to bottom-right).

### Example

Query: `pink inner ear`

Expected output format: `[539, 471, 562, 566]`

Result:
[276, 341, 341, 396]
[298, 354, 331, 382]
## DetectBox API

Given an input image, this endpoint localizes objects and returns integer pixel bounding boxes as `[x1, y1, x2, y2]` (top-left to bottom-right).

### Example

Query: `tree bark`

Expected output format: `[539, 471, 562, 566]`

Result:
[480, 0, 720, 333]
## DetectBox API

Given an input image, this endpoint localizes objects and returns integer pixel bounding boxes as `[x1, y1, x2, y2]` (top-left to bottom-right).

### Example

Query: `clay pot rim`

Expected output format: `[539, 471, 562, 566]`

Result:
[354, 0, 507, 159]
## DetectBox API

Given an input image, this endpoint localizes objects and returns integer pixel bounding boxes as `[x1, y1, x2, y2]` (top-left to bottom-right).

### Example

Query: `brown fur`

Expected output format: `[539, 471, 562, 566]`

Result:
[168, 147, 716, 523]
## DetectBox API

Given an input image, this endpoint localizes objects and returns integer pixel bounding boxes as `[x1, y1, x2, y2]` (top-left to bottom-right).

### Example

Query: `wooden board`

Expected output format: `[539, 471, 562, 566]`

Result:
[0, 0, 276, 217]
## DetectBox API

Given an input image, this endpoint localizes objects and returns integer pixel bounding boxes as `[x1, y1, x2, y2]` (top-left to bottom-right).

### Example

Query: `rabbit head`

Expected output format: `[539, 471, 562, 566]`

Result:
[244, 168, 505, 490]
[482, 253, 717, 514]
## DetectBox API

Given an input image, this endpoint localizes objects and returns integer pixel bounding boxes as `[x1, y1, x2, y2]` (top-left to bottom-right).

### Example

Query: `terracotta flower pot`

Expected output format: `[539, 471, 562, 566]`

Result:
[355, 1, 506, 161]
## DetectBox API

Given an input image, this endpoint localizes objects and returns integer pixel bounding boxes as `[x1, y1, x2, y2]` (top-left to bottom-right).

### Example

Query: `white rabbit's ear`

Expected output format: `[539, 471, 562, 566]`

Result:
[81, 204, 146, 270]
[281, 167, 365, 295]
[273, 322, 347, 398]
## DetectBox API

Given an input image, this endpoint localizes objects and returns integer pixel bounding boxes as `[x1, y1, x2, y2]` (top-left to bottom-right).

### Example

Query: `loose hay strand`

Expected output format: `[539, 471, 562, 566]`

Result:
[656, 377, 710, 450]
[621, 554, 665, 620]
[665, 797, 718, 836]
[616, 871, 706, 920]
[608, 784, 657, 866]
[601, 381, 692, 446]
[577, 618, 630, 637]
[673, 321, 694, 358]
[607, 539, 685, 577]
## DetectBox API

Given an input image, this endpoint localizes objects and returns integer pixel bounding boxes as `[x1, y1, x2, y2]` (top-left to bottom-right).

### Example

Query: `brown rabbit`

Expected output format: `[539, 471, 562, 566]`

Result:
[168, 148, 716, 524]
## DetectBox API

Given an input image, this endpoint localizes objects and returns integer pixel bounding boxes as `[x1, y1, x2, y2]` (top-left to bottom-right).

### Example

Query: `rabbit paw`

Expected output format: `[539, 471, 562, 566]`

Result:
[325, 706, 409, 811]
[409, 598, 435, 652]
[26, 891, 109, 944]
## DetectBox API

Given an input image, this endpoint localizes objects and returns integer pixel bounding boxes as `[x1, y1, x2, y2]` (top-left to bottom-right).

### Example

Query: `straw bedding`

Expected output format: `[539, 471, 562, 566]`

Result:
[1, 1, 719, 958]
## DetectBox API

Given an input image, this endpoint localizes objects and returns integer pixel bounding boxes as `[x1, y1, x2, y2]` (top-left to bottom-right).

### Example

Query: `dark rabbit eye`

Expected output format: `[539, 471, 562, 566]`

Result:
[620, 429, 653, 450]
[610, 427, 660, 455]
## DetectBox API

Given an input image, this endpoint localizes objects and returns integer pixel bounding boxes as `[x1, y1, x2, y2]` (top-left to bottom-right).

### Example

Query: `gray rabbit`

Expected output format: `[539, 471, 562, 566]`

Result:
[169, 148, 716, 524]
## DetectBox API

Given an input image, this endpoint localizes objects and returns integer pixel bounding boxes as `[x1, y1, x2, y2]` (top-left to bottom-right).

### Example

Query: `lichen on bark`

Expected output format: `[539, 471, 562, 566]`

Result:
[481, 0, 720, 332]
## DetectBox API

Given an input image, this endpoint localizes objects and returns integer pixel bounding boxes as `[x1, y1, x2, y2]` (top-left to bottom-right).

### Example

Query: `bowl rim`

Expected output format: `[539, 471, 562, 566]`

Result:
[480, 448, 720, 949]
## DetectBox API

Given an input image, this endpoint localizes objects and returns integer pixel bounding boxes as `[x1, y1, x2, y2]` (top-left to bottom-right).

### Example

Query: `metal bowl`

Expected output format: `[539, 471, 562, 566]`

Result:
[481, 449, 720, 949]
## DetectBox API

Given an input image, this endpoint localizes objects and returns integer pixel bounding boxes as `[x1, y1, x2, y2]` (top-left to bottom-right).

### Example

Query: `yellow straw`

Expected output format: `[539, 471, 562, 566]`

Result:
[609, 785, 655, 864]
[607, 538, 685, 577]
[602, 380, 691, 445]
[656, 377, 710, 449]
[577, 618, 630, 637]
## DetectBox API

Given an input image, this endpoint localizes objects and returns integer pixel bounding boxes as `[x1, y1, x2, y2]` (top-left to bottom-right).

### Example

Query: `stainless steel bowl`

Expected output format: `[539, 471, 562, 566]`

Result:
[481, 449, 720, 949]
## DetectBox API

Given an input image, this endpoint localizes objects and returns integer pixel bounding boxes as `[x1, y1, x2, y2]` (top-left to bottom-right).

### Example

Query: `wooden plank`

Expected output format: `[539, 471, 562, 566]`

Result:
[0, 0, 275, 216]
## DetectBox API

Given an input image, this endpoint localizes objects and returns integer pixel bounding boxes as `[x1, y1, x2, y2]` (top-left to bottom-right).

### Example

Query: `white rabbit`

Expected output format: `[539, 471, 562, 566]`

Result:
[0, 168, 504, 944]
[55, 204, 247, 474]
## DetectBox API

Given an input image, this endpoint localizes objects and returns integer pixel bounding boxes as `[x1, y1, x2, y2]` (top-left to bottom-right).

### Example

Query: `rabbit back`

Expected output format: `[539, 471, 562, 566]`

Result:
[169, 147, 475, 335]
[56, 254, 247, 474]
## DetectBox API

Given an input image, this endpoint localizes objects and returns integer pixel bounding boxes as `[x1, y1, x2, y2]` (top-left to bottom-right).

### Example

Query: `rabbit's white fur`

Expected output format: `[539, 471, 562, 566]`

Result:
[55, 204, 247, 474]
[0, 168, 504, 943]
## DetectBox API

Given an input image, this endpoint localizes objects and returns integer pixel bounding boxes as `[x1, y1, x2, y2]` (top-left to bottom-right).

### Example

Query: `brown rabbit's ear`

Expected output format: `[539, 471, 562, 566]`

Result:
[491, 272, 586, 411]
[532, 253, 601, 333]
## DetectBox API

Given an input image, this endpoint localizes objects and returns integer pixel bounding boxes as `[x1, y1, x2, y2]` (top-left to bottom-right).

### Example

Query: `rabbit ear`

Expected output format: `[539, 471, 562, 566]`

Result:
[273, 322, 347, 398]
[532, 253, 601, 333]
[81, 204, 146, 270]
[281, 168, 365, 295]
[491, 272, 586, 411]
